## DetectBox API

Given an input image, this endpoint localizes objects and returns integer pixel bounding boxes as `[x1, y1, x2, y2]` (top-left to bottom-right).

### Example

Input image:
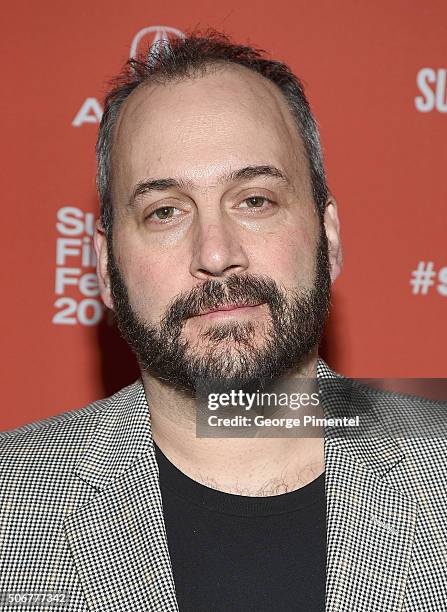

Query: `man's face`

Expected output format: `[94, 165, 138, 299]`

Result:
[95, 65, 342, 393]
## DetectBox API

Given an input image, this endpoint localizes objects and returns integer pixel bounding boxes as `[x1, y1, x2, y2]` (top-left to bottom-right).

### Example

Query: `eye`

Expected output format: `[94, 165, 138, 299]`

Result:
[146, 206, 181, 222]
[239, 196, 274, 210]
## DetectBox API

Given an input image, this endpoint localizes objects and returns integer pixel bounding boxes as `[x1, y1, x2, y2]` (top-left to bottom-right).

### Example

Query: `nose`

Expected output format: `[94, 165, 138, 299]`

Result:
[189, 217, 250, 280]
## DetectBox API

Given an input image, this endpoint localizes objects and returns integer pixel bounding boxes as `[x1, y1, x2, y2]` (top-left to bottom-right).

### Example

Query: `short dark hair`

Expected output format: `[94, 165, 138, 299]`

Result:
[96, 29, 329, 238]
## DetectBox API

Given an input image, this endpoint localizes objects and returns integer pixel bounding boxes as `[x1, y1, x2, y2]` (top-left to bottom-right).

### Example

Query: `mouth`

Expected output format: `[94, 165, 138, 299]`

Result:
[193, 302, 265, 318]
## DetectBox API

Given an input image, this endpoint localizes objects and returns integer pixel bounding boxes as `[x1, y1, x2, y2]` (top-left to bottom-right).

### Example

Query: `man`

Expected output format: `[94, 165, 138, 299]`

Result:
[1, 31, 446, 612]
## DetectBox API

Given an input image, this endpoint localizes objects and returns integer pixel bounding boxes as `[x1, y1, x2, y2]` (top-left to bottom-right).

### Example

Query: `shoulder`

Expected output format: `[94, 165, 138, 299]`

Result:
[350, 378, 447, 429]
[319, 360, 447, 470]
[345, 378, 447, 482]
[0, 381, 141, 460]
[319, 359, 447, 430]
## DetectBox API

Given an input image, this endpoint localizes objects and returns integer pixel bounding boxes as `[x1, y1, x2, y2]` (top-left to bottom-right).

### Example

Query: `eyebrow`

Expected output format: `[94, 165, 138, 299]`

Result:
[128, 165, 289, 209]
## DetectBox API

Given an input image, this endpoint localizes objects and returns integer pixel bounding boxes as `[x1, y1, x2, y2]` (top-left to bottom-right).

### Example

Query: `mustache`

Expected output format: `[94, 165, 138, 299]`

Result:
[162, 273, 283, 326]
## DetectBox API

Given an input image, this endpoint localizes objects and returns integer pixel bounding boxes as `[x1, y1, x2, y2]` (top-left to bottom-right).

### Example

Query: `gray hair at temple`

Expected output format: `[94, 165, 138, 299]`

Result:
[96, 30, 329, 241]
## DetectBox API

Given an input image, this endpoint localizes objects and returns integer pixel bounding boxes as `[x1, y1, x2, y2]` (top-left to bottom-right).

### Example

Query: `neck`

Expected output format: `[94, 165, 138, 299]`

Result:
[141, 352, 325, 496]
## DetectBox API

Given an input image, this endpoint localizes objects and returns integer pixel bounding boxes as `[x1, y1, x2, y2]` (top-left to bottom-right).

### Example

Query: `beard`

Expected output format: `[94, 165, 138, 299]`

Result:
[107, 223, 331, 395]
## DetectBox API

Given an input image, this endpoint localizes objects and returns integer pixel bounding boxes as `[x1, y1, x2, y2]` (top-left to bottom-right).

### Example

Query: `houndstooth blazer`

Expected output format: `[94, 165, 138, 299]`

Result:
[1, 359, 446, 611]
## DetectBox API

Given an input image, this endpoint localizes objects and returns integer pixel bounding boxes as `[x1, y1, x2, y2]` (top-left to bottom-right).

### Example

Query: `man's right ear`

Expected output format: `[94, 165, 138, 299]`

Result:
[93, 220, 114, 310]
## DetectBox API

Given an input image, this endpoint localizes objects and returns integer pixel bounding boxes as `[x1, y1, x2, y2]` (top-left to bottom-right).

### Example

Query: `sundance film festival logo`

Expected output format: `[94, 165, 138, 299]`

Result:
[72, 26, 184, 127]
[415, 68, 447, 113]
[53, 206, 105, 326]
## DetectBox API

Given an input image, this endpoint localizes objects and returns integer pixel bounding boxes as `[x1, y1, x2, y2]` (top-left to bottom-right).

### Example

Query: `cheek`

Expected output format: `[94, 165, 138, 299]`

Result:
[256, 223, 319, 286]
[114, 244, 171, 315]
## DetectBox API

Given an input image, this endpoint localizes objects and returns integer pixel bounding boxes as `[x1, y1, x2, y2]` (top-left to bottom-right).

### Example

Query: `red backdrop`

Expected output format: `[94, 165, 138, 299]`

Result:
[1, 1, 446, 429]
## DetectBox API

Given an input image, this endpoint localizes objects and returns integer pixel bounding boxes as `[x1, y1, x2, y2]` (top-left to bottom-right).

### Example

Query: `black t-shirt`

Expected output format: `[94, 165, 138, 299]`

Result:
[154, 443, 327, 611]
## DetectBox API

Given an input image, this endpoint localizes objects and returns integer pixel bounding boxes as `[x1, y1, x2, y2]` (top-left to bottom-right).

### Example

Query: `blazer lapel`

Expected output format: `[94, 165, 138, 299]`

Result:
[318, 362, 419, 612]
[63, 381, 178, 611]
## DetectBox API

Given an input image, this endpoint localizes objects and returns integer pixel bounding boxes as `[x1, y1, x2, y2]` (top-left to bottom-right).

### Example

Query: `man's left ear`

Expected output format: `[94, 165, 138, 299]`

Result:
[323, 196, 343, 283]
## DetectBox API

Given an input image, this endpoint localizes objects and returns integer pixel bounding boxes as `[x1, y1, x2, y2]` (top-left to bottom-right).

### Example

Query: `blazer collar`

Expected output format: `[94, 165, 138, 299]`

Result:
[317, 358, 405, 477]
[73, 381, 154, 491]
[317, 359, 418, 612]
[74, 359, 404, 490]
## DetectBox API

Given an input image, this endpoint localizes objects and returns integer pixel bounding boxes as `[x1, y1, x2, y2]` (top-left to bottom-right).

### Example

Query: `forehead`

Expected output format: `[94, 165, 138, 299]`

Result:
[111, 64, 309, 192]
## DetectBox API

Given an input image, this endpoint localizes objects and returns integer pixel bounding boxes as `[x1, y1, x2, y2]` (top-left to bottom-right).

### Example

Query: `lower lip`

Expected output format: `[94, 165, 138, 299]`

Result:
[199, 304, 264, 318]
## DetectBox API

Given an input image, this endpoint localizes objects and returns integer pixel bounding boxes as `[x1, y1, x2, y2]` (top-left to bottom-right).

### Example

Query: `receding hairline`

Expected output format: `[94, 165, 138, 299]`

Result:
[110, 60, 309, 181]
